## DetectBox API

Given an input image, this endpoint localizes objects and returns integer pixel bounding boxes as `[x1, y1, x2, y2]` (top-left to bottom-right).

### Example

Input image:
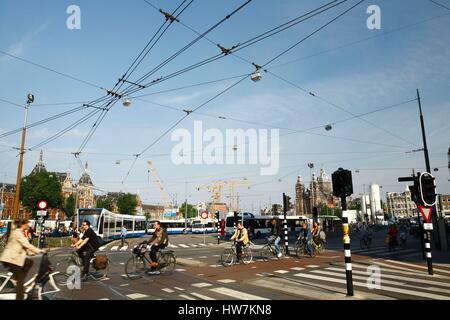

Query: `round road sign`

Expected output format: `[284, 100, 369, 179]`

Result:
[200, 211, 208, 219]
[38, 200, 48, 210]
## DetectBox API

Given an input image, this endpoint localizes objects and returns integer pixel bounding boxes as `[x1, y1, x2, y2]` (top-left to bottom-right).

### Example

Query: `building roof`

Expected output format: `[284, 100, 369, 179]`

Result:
[31, 150, 47, 175]
[79, 162, 93, 185]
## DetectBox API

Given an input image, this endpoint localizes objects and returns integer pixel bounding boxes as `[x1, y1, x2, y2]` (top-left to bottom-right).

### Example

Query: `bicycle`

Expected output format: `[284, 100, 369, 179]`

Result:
[359, 233, 372, 249]
[221, 242, 253, 267]
[0, 253, 72, 300]
[294, 239, 315, 258]
[54, 248, 109, 281]
[259, 237, 281, 261]
[0, 235, 7, 250]
[125, 241, 176, 279]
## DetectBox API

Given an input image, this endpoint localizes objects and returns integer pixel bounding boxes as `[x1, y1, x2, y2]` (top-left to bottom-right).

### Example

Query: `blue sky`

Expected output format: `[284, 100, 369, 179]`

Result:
[1, 0, 449, 211]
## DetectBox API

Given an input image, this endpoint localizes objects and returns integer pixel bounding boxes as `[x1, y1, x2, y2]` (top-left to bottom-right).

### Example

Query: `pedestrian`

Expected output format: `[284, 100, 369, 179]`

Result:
[388, 223, 398, 251]
[269, 218, 283, 258]
[120, 225, 128, 247]
[0, 219, 45, 300]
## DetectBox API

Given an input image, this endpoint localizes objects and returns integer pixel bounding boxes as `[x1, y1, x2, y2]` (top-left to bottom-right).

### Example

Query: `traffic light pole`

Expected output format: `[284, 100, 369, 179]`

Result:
[282, 193, 289, 255]
[341, 197, 354, 296]
[417, 89, 441, 250]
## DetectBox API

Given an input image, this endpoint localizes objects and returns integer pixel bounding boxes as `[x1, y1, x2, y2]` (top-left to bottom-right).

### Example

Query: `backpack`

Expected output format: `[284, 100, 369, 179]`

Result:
[161, 228, 169, 247]
[88, 234, 103, 251]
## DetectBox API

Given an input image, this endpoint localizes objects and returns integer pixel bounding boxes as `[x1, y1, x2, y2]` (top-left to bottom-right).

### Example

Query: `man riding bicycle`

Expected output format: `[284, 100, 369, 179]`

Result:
[297, 222, 313, 255]
[71, 220, 101, 282]
[147, 221, 169, 274]
[268, 218, 283, 258]
[230, 222, 249, 262]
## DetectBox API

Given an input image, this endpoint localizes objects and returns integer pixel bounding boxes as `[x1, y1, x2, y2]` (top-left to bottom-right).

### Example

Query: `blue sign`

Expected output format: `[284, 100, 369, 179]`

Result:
[163, 212, 177, 218]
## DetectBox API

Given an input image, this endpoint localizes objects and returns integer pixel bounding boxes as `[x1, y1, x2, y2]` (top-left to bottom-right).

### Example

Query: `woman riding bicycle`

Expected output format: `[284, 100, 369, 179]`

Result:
[297, 222, 313, 255]
[0, 218, 45, 300]
[230, 222, 249, 262]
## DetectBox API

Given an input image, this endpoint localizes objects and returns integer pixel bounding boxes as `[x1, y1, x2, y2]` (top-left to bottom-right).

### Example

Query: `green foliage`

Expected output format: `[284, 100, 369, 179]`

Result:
[96, 197, 113, 211]
[179, 202, 197, 218]
[348, 202, 362, 211]
[20, 172, 63, 216]
[117, 193, 137, 215]
[63, 194, 76, 218]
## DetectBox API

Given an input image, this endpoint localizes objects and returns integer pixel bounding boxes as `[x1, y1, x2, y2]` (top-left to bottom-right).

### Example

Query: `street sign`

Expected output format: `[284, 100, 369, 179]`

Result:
[423, 223, 433, 231]
[37, 210, 47, 217]
[418, 205, 433, 223]
[38, 200, 48, 210]
[200, 211, 208, 220]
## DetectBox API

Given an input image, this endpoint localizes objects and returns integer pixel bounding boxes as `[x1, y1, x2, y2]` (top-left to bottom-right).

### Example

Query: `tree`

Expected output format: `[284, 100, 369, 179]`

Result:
[20, 172, 63, 216]
[179, 202, 197, 218]
[96, 197, 113, 211]
[117, 193, 137, 215]
[63, 194, 76, 219]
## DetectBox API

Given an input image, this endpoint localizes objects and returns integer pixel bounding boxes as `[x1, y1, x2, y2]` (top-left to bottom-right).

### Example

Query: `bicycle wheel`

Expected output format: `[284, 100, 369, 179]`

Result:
[125, 255, 146, 280]
[159, 252, 176, 275]
[90, 258, 109, 281]
[259, 245, 273, 262]
[241, 246, 253, 264]
[221, 248, 235, 267]
[41, 272, 74, 300]
[0, 275, 16, 299]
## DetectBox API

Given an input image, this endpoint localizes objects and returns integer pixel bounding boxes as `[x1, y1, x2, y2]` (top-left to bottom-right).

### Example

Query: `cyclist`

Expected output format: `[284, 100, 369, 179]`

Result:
[297, 222, 312, 256]
[0, 218, 45, 300]
[72, 220, 101, 281]
[361, 222, 372, 247]
[269, 218, 283, 258]
[388, 223, 399, 251]
[148, 221, 169, 274]
[230, 221, 249, 262]
[311, 222, 321, 248]
[399, 222, 407, 247]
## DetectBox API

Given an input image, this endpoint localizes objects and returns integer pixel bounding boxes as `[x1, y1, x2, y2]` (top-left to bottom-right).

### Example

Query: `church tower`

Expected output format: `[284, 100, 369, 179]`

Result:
[295, 176, 305, 215]
[77, 162, 94, 208]
[31, 150, 47, 175]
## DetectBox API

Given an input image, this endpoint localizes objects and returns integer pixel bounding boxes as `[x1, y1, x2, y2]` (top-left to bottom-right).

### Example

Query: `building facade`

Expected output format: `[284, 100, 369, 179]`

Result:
[295, 169, 340, 216]
[438, 194, 450, 218]
[386, 186, 417, 218]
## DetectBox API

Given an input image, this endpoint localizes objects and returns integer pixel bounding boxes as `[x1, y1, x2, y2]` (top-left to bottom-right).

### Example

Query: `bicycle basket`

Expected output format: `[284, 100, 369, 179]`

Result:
[133, 243, 148, 255]
[93, 255, 108, 270]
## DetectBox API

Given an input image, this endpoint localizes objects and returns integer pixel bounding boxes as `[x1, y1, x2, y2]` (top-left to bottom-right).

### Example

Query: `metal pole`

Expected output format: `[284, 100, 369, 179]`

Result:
[341, 197, 354, 296]
[283, 193, 289, 255]
[217, 211, 220, 244]
[12, 101, 31, 220]
[425, 229, 433, 275]
[184, 179, 187, 232]
[417, 89, 440, 250]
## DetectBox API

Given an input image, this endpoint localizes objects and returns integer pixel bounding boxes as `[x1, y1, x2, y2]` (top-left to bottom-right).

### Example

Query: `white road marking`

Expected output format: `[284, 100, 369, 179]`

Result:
[189, 244, 198, 248]
[111, 246, 119, 251]
[199, 244, 206, 247]
[179, 294, 196, 300]
[176, 269, 187, 272]
[162, 288, 174, 293]
[174, 287, 185, 291]
[209, 287, 268, 300]
[120, 246, 128, 251]
[385, 260, 450, 275]
[290, 267, 305, 271]
[274, 270, 289, 274]
[120, 284, 129, 287]
[190, 292, 215, 300]
[199, 256, 208, 259]
[306, 265, 320, 268]
[217, 279, 236, 283]
[293, 273, 450, 300]
[119, 262, 125, 265]
[179, 244, 189, 248]
[192, 282, 213, 288]
[127, 293, 149, 300]
[98, 298, 109, 300]
[212, 255, 220, 257]
[208, 264, 221, 268]
[99, 246, 106, 251]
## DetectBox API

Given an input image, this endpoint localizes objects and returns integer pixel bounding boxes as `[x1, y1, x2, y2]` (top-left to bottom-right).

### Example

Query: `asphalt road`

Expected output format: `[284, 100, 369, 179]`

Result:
[1, 229, 450, 300]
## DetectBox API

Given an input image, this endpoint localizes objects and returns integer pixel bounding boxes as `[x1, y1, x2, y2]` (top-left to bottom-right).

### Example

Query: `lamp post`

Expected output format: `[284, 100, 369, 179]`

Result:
[12, 93, 34, 220]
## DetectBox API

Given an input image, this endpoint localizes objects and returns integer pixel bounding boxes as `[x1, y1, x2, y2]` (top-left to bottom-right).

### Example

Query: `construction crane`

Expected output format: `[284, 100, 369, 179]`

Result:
[197, 178, 250, 212]
[147, 160, 170, 208]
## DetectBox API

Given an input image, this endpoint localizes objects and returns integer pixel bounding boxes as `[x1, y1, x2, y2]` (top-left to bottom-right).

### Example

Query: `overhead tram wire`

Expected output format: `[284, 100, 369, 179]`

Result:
[144, 0, 415, 151]
[0, 98, 25, 109]
[75, 0, 194, 154]
[428, 0, 450, 11]
[0, 50, 106, 91]
[123, 0, 348, 97]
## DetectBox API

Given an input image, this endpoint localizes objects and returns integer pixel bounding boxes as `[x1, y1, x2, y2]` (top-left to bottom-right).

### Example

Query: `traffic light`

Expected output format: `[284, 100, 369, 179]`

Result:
[332, 168, 353, 198]
[312, 206, 318, 221]
[283, 193, 291, 212]
[408, 183, 420, 204]
[419, 172, 437, 206]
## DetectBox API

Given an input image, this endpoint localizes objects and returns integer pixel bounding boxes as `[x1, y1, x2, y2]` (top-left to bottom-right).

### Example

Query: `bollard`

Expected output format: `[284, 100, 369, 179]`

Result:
[342, 217, 354, 296]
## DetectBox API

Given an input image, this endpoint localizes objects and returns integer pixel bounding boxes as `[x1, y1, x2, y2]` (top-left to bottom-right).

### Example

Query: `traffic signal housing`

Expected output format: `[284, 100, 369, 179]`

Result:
[419, 172, 437, 206]
[283, 193, 291, 212]
[332, 168, 353, 198]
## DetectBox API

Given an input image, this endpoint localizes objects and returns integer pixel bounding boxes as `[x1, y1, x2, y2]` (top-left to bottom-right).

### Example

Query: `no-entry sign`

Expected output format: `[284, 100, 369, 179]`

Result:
[38, 200, 48, 210]
[200, 211, 208, 220]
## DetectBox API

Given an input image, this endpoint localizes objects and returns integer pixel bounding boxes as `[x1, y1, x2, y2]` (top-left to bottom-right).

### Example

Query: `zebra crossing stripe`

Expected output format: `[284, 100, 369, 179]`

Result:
[179, 294, 196, 300]
[99, 246, 106, 251]
[179, 244, 189, 248]
[189, 244, 198, 248]
[199, 244, 206, 246]
[324, 267, 450, 288]
[385, 260, 450, 275]
[274, 270, 289, 274]
[190, 292, 215, 300]
[217, 279, 236, 283]
[162, 288, 175, 293]
[127, 293, 149, 300]
[293, 273, 450, 300]
[174, 287, 185, 291]
[290, 267, 305, 271]
[192, 283, 213, 288]
[209, 287, 268, 300]
[360, 261, 450, 279]
[98, 298, 109, 300]
[120, 246, 128, 251]
[111, 246, 119, 251]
